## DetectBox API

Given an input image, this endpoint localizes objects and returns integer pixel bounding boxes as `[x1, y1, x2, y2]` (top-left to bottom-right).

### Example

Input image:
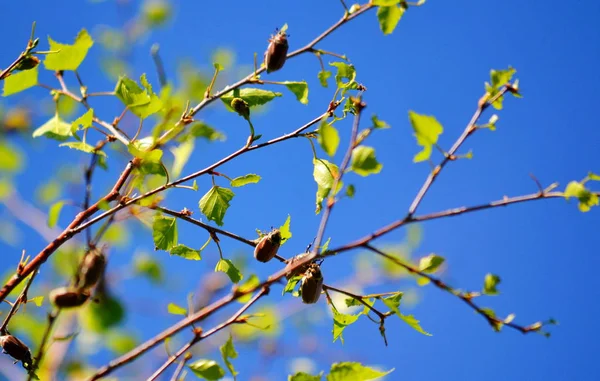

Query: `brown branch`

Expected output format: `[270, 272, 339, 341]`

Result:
[0, 264, 39, 334]
[169, 352, 191, 381]
[27, 309, 60, 380]
[147, 286, 269, 381]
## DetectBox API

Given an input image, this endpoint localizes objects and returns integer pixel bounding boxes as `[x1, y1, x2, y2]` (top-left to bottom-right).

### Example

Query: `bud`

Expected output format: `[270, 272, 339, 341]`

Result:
[264, 27, 289, 74]
[0, 334, 33, 370]
[14, 55, 40, 71]
[231, 97, 250, 119]
[49, 287, 90, 308]
[254, 229, 282, 263]
[77, 248, 106, 290]
[300, 263, 323, 304]
[285, 253, 311, 279]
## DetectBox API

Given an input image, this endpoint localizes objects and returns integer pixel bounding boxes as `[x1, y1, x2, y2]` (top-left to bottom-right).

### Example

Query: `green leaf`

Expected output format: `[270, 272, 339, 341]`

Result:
[221, 88, 282, 110]
[279, 214, 292, 244]
[399, 314, 431, 336]
[588, 172, 600, 181]
[483, 273, 501, 295]
[230, 174, 261, 187]
[3, 66, 38, 96]
[33, 115, 72, 141]
[220, 335, 239, 380]
[318, 70, 332, 88]
[418, 254, 444, 273]
[329, 62, 356, 89]
[0, 142, 24, 173]
[167, 302, 187, 315]
[327, 362, 394, 381]
[71, 108, 94, 131]
[408, 111, 444, 163]
[133, 253, 163, 283]
[332, 309, 361, 344]
[170, 244, 201, 260]
[216, 259, 242, 283]
[236, 274, 260, 303]
[188, 359, 226, 380]
[371, 114, 390, 129]
[48, 200, 66, 228]
[199, 186, 235, 226]
[282, 81, 309, 104]
[564, 181, 599, 212]
[189, 122, 226, 141]
[80, 292, 124, 333]
[372, 0, 400, 5]
[318, 119, 340, 157]
[350, 146, 383, 176]
[114, 74, 163, 118]
[345, 185, 355, 198]
[106, 331, 137, 354]
[313, 158, 341, 214]
[44, 29, 94, 71]
[29, 296, 44, 307]
[376, 5, 405, 35]
[484, 67, 517, 110]
[170, 138, 194, 178]
[283, 276, 302, 295]
[59, 141, 107, 157]
[289, 372, 322, 381]
[152, 215, 178, 250]
[380, 293, 431, 336]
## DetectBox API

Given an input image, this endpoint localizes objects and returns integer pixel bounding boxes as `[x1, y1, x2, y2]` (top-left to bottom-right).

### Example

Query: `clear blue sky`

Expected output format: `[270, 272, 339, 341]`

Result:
[1, 1, 600, 380]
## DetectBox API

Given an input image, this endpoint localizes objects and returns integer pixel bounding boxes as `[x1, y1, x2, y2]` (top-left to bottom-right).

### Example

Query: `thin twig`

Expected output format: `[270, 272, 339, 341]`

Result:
[0, 264, 39, 334]
[169, 353, 191, 381]
[27, 309, 60, 380]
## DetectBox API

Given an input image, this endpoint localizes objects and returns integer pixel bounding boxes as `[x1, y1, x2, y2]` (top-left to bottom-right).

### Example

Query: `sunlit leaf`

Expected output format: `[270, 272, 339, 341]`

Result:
[350, 146, 383, 176]
[418, 254, 444, 273]
[199, 186, 235, 226]
[188, 359, 226, 380]
[408, 111, 443, 163]
[313, 158, 341, 214]
[33, 115, 72, 141]
[230, 174, 261, 187]
[167, 302, 187, 316]
[59, 141, 107, 157]
[220, 334, 239, 380]
[318, 119, 340, 157]
[327, 362, 394, 381]
[279, 214, 292, 244]
[282, 81, 309, 104]
[152, 215, 178, 250]
[114, 74, 163, 118]
[332, 309, 361, 344]
[170, 244, 201, 260]
[216, 258, 242, 283]
[3, 66, 38, 96]
[44, 29, 94, 71]
[221, 88, 282, 111]
[483, 273, 501, 295]
[376, 4, 405, 35]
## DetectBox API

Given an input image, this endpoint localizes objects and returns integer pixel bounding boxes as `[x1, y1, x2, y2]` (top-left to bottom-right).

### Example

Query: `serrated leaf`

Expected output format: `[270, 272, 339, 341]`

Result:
[332, 309, 361, 344]
[115, 74, 163, 118]
[199, 186, 235, 226]
[418, 254, 444, 273]
[221, 88, 282, 110]
[3, 66, 38, 96]
[564, 181, 599, 212]
[376, 5, 405, 35]
[216, 258, 242, 283]
[33, 115, 72, 141]
[167, 302, 187, 316]
[59, 141, 107, 157]
[48, 200, 66, 228]
[380, 293, 431, 335]
[230, 174, 261, 187]
[71, 108, 94, 131]
[327, 362, 394, 381]
[483, 273, 501, 295]
[318, 70, 332, 88]
[152, 215, 178, 250]
[350, 146, 383, 176]
[371, 114, 390, 129]
[236, 274, 260, 303]
[289, 372, 322, 381]
[313, 158, 341, 214]
[220, 334, 238, 380]
[44, 29, 94, 71]
[188, 359, 226, 380]
[281, 81, 309, 104]
[170, 244, 201, 260]
[170, 138, 194, 178]
[279, 214, 292, 244]
[399, 314, 431, 336]
[329, 62, 356, 89]
[408, 111, 444, 163]
[318, 119, 340, 157]
[485, 67, 517, 110]
[283, 276, 302, 295]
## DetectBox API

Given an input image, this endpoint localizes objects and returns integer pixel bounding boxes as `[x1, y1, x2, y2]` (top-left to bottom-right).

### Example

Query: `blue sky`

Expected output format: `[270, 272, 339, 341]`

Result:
[1, 1, 600, 380]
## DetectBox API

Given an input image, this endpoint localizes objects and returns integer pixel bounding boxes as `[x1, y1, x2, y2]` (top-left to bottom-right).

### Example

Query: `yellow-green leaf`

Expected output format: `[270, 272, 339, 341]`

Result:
[167, 302, 187, 316]
[350, 146, 383, 176]
[33, 115, 72, 141]
[318, 119, 340, 157]
[230, 174, 261, 187]
[3, 66, 38, 96]
[44, 29, 94, 71]
[282, 81, 309, 104]
[408, 111, 443, 163]
[376, 5, 405, 35]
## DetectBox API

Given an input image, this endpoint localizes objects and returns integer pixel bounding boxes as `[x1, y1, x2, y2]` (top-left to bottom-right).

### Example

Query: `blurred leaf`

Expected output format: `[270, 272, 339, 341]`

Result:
[105, 331, 137, 354]
[153, 215, 178, 250]
[221, 88, 282, 111]
[220, 334, 238, 380]
[282, 81, 309, 104]
[33, 115, 72, 141]
[3, 66, 38, 96]
[48, 200, 66, 228]
[371, 114, 390, 129]
[230, 174, 261, 187]
[376, 5, 405, 35]
[279, 214, 292, 244]
[212, 48, 236, 70]
[233, 305, 280, 340]
[36, 180, 62, 204]
[199, 186, 234, 226]
[318, 70, 332, 88]
[313, 158, 340, 214]
[80, 293, 124, 333]
[564, 181, 599, 212]
[483, 273, 501, 295]
[170, 138, 195, 178]
[318, 119, 340, 157]
[408, 111, 443, 163]
[103, 224, 130, 247]
[350, 146, 383, 176]
[189, 122, 225, 141]
[115, 74, 163, 118]
[418, 254, 444, 273]
[29, 296, 44, 307]
[188, 359, 226, 380]
[142, 0, 172, 27]
[327, 362, 394, 381]
[290, 373, 322, 381]
[44, 29, 94, 71]
[59, 141, 107, 157]
[216, 258, 242, 283]
[0, 142, 24, 172]
[167, 302, 187, 316]
[236, 274, 260, 303]
[345, 185, 355, 198]
[133, 253, 163, 283]
[170, 244, 201, 260]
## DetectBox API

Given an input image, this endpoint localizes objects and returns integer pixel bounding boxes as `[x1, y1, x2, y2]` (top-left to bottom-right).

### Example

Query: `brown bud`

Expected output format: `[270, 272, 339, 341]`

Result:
[300, 263, 323, 304]
[254, 229, 282, 263]
[285, 253, 311, 279]
[14, 55, 40, 71]
[77, 249, 106, 290]
[49, 287, 90, 309]
[0, 334, 33, 370]
[231, 97, 250, 119]
[264, 28, 289, 73]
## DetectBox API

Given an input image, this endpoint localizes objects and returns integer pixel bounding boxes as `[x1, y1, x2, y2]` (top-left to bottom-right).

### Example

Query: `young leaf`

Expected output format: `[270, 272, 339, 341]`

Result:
[399, 313, 431, 336]
[376, 5, 405, 35]
[199, 186, 235, 226]
[329, 62, 356, 89]
[408, 111, 444, 163]
[236, 274, 260, 303]
[48, 200, 66, 228]
[350, 146, 383, 176]
[216, 258, 242, 283]
[220, 335, 239, 380]
[71, 108, 94, 132]
[230, 174, 261, 187]
[152, 215, 178, 250]
[289, 372, 322, 381]
[283, 276, 302, 295]
[32, 115, 72, 141]
[59, 142, 107, 157]
[371, 114, 390, 129]
[418, 254, 444, 273]
[345, 185, 355, 198]
[282, 81, 309, 104]
[318, 119, 340, 157]
[29, 296, 44, 307]
[483, 273, 501, 295]
[484, 67, 517, 110]
[167, 302, 187, 316]
[170, 138, 194, 178]
[318, 70, 332, 88]
[170, 244, 201, 260]
[564, 181, 599, 212]
[327, 362, 394, 381]
[189, 122, 226, 141]
[3, 66, 38, 96]
[114, 74, 163, 118]
[279, 214, 292, 244]
[44, 29, 94, 71]
[380, 293, 431, 336]
[332, 309, 361, 344]
[313, 158, 341, 213]
[188, 359, 226, 380]
[221, 88, 282, 110]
